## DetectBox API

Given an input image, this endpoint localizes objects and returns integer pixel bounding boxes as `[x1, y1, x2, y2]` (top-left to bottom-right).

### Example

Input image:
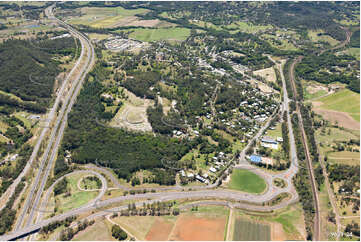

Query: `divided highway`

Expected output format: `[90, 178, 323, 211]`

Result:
[13, 3, 95, 231]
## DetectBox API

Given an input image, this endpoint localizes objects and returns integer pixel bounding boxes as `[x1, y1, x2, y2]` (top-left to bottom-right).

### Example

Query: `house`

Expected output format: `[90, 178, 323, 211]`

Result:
[10, 154, 19, 161]
[249, 155, 262, 163]
[180, 170, 186, 177]
[187, 173, 194, 178]
[209, 167, 217, 173]
[196, 175, 207, 183]
[203, 173, 209, 179]
[261, 157, 273, 165]
[276, 137, 283, 142]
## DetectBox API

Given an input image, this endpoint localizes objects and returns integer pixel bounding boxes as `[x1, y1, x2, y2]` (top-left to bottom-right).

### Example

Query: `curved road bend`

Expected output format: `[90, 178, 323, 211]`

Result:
[14, 4, 95, 230]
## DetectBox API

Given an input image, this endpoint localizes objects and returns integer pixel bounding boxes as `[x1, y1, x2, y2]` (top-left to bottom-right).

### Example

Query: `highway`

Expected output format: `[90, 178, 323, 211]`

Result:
[0, 50, 305, 242]
[0, 5, 322, 241]
[13, 3, 95, 231]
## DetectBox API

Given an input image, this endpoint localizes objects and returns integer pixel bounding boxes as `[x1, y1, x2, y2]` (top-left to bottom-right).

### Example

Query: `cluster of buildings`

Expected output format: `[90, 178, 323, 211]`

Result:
[104, 38, 145, 52]
[248, 154, 273, 165]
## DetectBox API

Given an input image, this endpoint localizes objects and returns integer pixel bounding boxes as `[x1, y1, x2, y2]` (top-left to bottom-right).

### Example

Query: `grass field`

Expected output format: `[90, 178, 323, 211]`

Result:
[228, 169, 267, 194]
[266, 122, 282, 138]
[316, 89, 360, 122]
[128, 27, 190, 42]
[73, 219, 115, 241]
[68, 7, 148, 28]
[227, 21, 272, 33]
[327, 151, 360, 166]
[308, 30, 339, 46]
[53, 173, 98, 215]
[344, 48, 360, 61]
[233, 217, 271, 240]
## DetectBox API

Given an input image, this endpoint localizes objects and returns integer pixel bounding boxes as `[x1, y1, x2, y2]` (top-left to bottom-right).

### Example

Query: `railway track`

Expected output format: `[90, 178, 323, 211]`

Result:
[287, 27, 354, 241]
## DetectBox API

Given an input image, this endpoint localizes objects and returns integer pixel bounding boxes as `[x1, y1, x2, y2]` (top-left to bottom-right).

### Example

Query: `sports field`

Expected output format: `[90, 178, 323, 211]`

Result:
[129, 27, 191, 42]
[315, 89, 360, 122]
[227, 169, 267, 194]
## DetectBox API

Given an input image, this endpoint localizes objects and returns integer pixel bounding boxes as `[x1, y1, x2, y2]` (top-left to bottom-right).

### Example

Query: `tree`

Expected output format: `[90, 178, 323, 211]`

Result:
[112, 225, 127, 240]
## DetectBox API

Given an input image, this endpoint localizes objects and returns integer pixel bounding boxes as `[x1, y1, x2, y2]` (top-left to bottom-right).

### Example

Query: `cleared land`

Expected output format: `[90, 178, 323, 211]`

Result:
[233, 217, 271, 241]
[308, 30, 339, 46]
[253, 67, 277, 83]
[110, 205, 228, 241]
[73, 219, 115, 241]
[312, 89, 360, 129]
[128, 27, 191, 42]
[169, 206, 228, 241]
[227, 169, 267, 194]
[68, 7, 149, 28]
[49, 173, 99, 216]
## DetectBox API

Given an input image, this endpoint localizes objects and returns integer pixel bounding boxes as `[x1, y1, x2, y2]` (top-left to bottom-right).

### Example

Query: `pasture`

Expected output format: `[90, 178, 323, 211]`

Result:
[253, 67, 277, 83]
[313, 89, 360, 128]
[128, 27, 191, 42]
[233, 217, 271, 241]
[227, 169, 267, 194]
[72, 219, 115, 241]
[308, 30, 339, 46]
[68, 7, 149, 28]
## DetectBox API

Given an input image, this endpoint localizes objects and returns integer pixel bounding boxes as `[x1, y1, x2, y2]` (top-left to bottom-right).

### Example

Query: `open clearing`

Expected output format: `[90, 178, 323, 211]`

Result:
[233, 217, 271, 241]
[73, 219, 115, 241]
[68, 7, 149, 28]
[128, 27, 191, 42]
[109, 89, 153, 132]
[110, 205, 227, 241]
[308, 30, 339, 46]
[253, 67, 277, 83]
[312, 89, 360, 129]
[50, 173, 99, 215]
[169, 206, 228, 241]
[227, 169, 267, 194]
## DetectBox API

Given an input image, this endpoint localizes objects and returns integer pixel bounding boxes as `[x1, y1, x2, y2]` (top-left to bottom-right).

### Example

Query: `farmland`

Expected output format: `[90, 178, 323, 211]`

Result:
[308, 30, 339, 46]
[67, 7, 149, 28]
[312, 89, 360, 128]
[227, 169, 267, 194]
[233, 217, 271, 241]
[128, 27, 191, 42]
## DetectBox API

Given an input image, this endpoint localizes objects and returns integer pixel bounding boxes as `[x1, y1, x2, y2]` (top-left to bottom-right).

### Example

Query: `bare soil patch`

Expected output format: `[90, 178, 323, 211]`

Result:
[271, 222, 287, 241]
[145, 218, 174, 241]
[125, 19, 161, 27]
[169, 214, 226, 241]
[313, 106, 360, 130]
[254, 67, 277, 83]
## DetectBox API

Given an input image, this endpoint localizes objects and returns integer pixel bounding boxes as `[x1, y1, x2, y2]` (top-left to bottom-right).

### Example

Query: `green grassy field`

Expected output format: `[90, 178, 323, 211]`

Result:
[53, 173, 98, 215]
[267, 122, 282, 138]
[226, 21, 272, 33]
[128, 27, 190, 42]
[308, 30, 339, 46]
[345, 48, 360, 61]
[68, 7, 148, 28]
[316, 89, 360, 122]
[233, 217, 270, 241]
[228, 169, 266, 194]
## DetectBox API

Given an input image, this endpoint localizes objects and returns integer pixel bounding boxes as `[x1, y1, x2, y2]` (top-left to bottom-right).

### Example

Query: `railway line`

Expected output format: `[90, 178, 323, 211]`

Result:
[287, 27, 353, 241]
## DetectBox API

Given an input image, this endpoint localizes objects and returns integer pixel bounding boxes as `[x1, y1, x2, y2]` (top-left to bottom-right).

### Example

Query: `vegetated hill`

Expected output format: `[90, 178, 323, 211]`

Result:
[59, 64, 198, 182]
[0, 38, 76, 112]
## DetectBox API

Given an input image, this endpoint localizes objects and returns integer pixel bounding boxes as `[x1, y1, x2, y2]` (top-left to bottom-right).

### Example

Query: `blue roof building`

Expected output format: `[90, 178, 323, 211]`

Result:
[250, 155, 262, 163]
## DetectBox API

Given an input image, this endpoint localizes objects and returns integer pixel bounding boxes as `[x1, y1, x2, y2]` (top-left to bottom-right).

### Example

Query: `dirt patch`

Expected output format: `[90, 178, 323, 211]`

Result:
[145, 218, 174, 241]
[254, 67, 277, 83]
[313, 107, 360, 130]
[125, 19, 161, 27]
[306, 84, 328, 94]
[271, 222, 287, 241]
[169, 215, 226, 241]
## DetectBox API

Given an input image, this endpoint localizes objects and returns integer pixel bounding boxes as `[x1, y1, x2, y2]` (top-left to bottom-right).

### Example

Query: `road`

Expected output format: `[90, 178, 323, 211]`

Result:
[0, 7, 86, 212]
[287, 26, 354, 241]
[13, 3, 95, 231]
[289, 55, 321, 241]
